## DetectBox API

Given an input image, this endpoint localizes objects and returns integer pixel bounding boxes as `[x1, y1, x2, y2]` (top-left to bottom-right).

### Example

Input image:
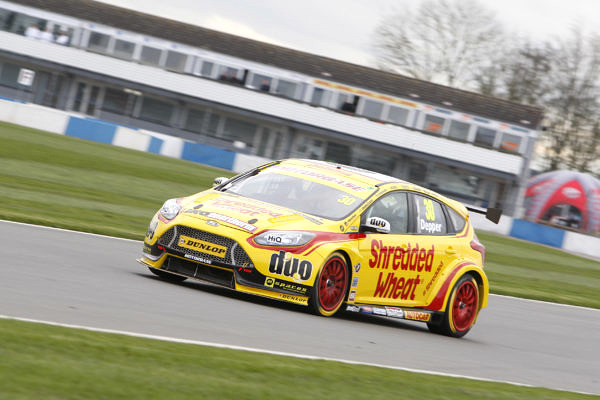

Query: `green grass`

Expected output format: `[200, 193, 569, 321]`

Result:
[0, 318, 595, 400]
[0, 121, 599, 309]
[0, 121, 231, 239]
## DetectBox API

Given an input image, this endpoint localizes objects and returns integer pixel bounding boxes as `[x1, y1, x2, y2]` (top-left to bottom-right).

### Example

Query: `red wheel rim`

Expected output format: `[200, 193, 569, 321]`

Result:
[318, 257, 347, 311]
[452, 280, 478, 332]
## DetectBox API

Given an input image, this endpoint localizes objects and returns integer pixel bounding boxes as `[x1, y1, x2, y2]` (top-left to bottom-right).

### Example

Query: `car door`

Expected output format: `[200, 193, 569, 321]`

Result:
[354, 190, 453, 307]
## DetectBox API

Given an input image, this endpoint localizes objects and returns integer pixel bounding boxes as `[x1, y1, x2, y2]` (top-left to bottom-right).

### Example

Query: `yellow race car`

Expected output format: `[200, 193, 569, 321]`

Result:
[138, 159, 500, 337]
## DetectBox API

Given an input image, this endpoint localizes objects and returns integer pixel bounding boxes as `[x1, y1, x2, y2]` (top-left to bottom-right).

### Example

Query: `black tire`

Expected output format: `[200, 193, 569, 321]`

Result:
[308, 252, 349, 317]
[148, 267, 187, 283]
[427, 274, 479, 338]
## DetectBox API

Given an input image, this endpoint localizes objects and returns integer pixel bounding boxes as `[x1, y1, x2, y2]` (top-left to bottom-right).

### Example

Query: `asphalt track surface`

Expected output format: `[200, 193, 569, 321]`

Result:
[1, 220, 599, 395]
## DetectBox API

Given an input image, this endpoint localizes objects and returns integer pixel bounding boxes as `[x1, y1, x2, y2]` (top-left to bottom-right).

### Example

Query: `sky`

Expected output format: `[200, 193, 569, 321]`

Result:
[94, 0, 599, 67]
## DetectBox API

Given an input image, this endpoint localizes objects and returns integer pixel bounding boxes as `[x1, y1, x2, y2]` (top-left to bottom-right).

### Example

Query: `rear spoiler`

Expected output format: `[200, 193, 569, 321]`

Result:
[466, 206, 502, 224]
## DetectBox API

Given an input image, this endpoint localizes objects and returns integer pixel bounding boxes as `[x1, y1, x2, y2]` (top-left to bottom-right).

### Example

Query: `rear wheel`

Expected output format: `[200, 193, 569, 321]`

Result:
[427, 274, 479, 338]
[148, 267, 187, 283]
[308, 252, 349, 317]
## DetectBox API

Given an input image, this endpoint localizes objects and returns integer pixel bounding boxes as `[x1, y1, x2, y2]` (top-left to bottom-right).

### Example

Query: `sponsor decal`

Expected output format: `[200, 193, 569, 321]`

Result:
[349, 226, 359, 232]
[279, 293, 308, 304]
[369, 217, 388, 228]
[423, 261, 444, 296]
[369, 240, 434, 272]
[562, 187, 581, 199]
[404, 310, 431, 322]
[348, 290, 356, 302]
[184, 254, 212, 264]
[178, 235, 227, 258]
[360, 306, 373, 314]
[373, 307, 387, 316]
[264, 277, 275, 288]
[143, 244, 152, 254]
[184, 209, 257, 232]
[373, 272, 421, 300]
[269, 251, 313, 281]
[385, 307, 404, 319]
[265, 278, 309, 295]
[346, 305, 360, 313]
[351, 277, 359, 287]
[276, 165, 367, 192]
[211, 198, 284, 218]
[420, 219, 442, 233]
[354, 263, 361, 273]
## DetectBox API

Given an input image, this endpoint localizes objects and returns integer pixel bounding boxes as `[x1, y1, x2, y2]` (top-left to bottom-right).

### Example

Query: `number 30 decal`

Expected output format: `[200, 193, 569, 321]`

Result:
[424, 198, 436, 221]
[337, 195, 356, 206]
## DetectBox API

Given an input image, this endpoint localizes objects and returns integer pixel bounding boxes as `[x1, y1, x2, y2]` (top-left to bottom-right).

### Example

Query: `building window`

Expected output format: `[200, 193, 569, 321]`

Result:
[387, 106, 409, 125]
[0, 62, 22, 89]
[218, 66, 240, 83]
[408, 162, 427, 184]
[139, 97, 174, 125]
[423, 114, 445, 134]
[325, 141, 351, 164]
[448, 120, 470, 141]
[250, 73, 272, 91]
[87, 32, 110, 52]
[353, 147, 396, 175]
[474, 126, 496, 147]
[222, 117, 257, 144]
[500, 133, 522, 152]
[200, 61, 214, 77]
[184, 108, 206, 133]
[101, 88, 131, 114]
[359, 99, 383, 120]
[207, 113, 220, 135]
[276, 80, 297, 98]
[113, 39, 135, 59]
[165, 50, 187, 72]
[140, 46, 162, 66]
[311, 88, 331, 107]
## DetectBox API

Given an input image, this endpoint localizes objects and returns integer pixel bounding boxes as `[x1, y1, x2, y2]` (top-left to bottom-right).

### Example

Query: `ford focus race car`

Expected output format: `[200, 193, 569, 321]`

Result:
[138, 159, 501, 337]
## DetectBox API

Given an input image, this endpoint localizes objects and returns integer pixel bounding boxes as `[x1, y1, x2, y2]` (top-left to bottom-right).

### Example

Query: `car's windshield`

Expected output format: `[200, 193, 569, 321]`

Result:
[222, 172, 365, 219]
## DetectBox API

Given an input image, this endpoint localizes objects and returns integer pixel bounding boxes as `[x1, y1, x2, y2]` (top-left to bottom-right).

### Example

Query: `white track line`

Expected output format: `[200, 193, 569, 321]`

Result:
[2, 219, 598, 312]
[0, 314, 534, 388]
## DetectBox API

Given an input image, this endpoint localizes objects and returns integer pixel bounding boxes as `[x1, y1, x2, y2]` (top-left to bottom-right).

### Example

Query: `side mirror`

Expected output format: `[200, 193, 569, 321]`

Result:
[213, 177, 229, 187]
[361, 217, 391, 234]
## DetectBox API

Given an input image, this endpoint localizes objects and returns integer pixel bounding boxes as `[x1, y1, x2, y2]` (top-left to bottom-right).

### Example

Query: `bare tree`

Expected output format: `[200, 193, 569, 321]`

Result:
[372, 0, 505, 89]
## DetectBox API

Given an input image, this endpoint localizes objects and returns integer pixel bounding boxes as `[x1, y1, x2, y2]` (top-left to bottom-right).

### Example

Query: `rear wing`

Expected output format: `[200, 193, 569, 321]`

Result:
[466, 206, 502, 224]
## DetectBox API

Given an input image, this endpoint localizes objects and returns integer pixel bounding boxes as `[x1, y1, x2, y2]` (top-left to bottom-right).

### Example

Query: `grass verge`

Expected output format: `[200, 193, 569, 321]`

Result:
[0, 121, 599, 308]
[0, 318, 594, 400]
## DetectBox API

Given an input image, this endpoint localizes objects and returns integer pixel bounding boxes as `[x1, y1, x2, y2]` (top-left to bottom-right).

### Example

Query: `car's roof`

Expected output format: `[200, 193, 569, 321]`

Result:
[271, 159, 469, 217]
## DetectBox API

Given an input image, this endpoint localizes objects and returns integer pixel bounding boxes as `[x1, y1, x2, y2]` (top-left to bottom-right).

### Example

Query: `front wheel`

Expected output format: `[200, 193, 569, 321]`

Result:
[308, 252, 349, 317]
[427, 274, 479, 338]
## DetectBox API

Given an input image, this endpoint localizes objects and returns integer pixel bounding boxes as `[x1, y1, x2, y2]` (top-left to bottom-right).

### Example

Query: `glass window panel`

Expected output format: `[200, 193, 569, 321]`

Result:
[185, 108, 205, 133]
[412, 194, 447, 235]
[324, 141, 351, 164]
[165, 51, 186, 72]
[475, 126, 496, 147]
[218, 66, 240, 82]
[257, 127, 270, 157]
[87, 32, 110, 52]
[139, 97, 173, 125]
[207, 113, 219, 134]
[500, 133, 522, 152]
[387, 106, 409, 125]
[250, 73, 271, 90]
[311, 88, 330, 106]
[353, 146, 395, 175]
[408, 162, 427, 184]
[447, 206, 466, 233]
[101, 88, 130, 114]
[365, 192, 409, 234]
[423, 114, 445, 134]
[448, 120, 470, 141]
[200, 61, 214, 77]
[360, 99, 383, 119]
[113, 39, 135, 59]
[276, 80, 296, 98]
[0, 62, 21, 88]
[222, 117, 257, 143]
[426, 165, 483, 200]
[140, 46, 161, 66]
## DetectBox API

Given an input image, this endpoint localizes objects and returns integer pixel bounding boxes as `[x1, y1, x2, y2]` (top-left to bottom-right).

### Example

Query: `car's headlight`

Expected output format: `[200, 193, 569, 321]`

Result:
[254, 231, 315, 246]
[159, 198, 182, 221]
